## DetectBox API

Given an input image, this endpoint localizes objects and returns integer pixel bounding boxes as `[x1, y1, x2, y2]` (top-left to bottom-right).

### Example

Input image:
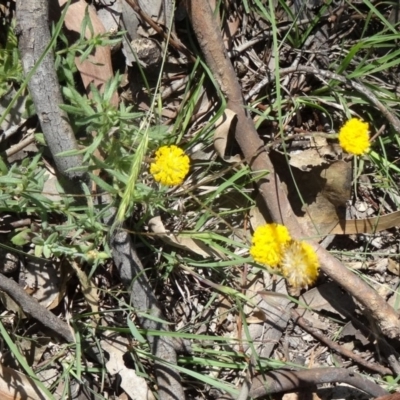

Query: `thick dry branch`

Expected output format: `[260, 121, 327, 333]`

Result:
[16, 0, 87, 187]
[102, 202, 186, 400]
[185, 0, 400, 339]
[0, 273, 74, 343]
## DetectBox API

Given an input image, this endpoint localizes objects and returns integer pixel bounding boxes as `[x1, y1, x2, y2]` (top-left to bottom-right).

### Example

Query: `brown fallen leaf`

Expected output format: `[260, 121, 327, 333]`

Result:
[273, 145, 400, 236]
[328, 210, 400, 235]
[213, 109, 242, 163]
[271, 150, 351, 237]
[0, 363, 46, 400]
[298, 282, 357, 320]
[70, 260, 100, 322]
[101, 333, 155, 400]
[340, 321, 369, 346]
[58, 0, 119, 107]
[0, 260, 70, 315]
[24, 260, 70, 311]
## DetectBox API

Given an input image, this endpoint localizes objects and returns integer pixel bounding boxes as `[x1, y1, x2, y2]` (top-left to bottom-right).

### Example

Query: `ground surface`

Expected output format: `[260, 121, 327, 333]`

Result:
[1, 0, 400, 399]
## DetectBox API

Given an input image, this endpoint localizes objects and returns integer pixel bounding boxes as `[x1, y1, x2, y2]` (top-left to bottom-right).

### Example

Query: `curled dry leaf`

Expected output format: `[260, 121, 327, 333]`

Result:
[271, 149, 352, 238]
[213, 109, 242, 163]
[239, 277, 292, 359]
[24, 260, 70, 311]
[298, 282, 357, 320]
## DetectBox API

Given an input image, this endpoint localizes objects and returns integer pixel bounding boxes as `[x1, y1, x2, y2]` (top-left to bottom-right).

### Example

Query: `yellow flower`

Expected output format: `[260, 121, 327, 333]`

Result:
[280, 241, 319, 289]
[150, 145, 190, 186]
[250, 223, 291, 267]
[338, 118, 370, 155]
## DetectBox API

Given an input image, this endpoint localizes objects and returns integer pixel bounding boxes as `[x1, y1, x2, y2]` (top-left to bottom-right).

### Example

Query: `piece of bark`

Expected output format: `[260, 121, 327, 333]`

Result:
[375, 394, 400, 400]
[185, 0, 400, 339]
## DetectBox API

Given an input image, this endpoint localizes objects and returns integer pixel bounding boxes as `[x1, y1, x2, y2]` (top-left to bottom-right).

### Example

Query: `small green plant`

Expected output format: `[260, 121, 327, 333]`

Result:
[0, 24, 24, 97]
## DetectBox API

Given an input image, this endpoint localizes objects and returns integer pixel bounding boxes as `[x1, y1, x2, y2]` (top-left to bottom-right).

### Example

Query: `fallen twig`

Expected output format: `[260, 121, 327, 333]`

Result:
[248, 367, 388, 398]
[0, 273, 74, 343]
[290, 309, 393, 376]
[185, 0, 400, 339]
[6, 133, 35, 157]
[124, 0, 195, 62]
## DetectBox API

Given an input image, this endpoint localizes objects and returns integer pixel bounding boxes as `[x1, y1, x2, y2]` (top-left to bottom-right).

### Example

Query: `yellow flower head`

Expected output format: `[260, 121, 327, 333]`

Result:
[338, 118, 370, 155]
[250, 223, 291, 267]
[281, 241, 319, 289]
[150, 145, 190, 186]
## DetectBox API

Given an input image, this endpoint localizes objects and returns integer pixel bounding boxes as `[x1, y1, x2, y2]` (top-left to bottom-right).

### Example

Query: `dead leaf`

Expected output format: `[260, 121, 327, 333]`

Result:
[329, 210, 400, 235]
[246, 309, 268, 324]
[298, 282, 356, 320]
[0, 87, 27, 131]
[216, 294, 233, 326]
[42, 174, 63, 202]
[0, 363, 46, 400]
[273, 146, 400, 235]
[339, 321, 369, 346]
[232, 276, 292, 358]
[288, 136, 338, 172]
[96, 0, 122, 33]
[271, 150, 352, 237]
[387, 259, 399, 276]
[119, 368, 156, 400]
[320, 160, 352, 208]
[70, 261, 100, 322]
[59, 0, 119, 107]
[249, 202, 267, 230]
[148, 216, 225, 259]
[101, 333, 155, 400]
[20, 260, 69, 311]
[289, 148, 328, 171]
[36, 367, 59, 390]
[213, 109, 242, 163]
